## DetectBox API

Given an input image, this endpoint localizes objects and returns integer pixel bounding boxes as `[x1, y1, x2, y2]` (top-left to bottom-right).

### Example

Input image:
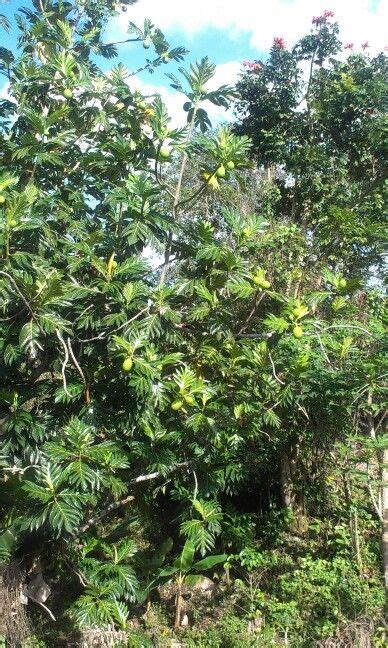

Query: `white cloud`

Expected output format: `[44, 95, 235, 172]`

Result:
[211, 60, 241, 86]
[0, 82, 10, 99]
[203, 61, 241, 124]
[113, 0, 387, 54]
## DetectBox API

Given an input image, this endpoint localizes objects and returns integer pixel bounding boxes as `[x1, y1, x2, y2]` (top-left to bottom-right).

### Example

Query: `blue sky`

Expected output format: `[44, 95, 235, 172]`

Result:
[1, 0, 387, 124]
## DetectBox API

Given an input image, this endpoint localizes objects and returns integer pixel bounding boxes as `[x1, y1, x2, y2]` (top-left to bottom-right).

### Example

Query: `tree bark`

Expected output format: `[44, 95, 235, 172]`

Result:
[174, 588, 183, 629]
[383, 446, 388, 593]
[343, 472, 363, 572]
[367, 392, 387, 593]
[280, 450, 295, 510]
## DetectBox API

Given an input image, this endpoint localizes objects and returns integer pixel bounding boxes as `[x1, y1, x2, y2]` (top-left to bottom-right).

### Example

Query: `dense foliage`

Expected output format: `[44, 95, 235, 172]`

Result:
[0, 2, 386, 646]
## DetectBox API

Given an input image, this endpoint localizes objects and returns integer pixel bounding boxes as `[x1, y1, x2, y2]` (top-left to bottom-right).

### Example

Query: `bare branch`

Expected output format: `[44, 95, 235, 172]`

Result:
[129, 461, 190, 485]
[314, 323, 376, 338]
[314, 330, 332, 367]
[192, 470, 198, 502]
[67, 338, 86, 385]
[297, 404, 310, 421]
[38, 0, 53, 28]
[55, 329, 71, 397]
[268, 351, 285, 386]
[27, 593, 56, 621]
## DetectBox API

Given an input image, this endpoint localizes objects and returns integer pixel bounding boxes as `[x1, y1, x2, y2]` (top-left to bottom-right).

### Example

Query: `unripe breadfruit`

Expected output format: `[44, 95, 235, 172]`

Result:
[216, 165, 226, 178]
[226, 161, 235, 169]
[339, 278, 347, 288]
[253, 276, 264, 287]
[63, 88, 73, 99]
[116, 102, 125, 111]
[261, 279, 271, 289]
[122, 357, 133, 372]
[159, 147, 170, 160]
[111, 260, 118, 269]
[293, 325, 303, 339]
[143, 38, 151, 49]
[0, 195, 5, 204]
[171, 400, 183, 410]
[9, 219, 17, 227]
[184, 395, 195, 405]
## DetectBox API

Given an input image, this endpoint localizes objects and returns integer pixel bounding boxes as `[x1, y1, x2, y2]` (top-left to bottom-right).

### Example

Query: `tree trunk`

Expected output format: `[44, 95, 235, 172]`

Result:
[0, 563, 30, 646]
[0, 572, 6, 639]
[383, 446, 388, 593]
[367, 393, 387, 594]
[174, 588, 183, 629]
[343, 472, 363, 572]
[280, 450, 295, 510]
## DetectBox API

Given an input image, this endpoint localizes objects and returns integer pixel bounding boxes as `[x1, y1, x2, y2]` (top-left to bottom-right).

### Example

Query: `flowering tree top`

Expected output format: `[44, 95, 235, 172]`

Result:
[242, 60, 262, 71]
[312, 10, 335, 25]
[273, 37, 286, 49]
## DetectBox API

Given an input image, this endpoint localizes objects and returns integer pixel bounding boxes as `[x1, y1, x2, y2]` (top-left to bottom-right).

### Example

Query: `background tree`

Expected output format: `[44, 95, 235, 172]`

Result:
[233, 5, 386, 622]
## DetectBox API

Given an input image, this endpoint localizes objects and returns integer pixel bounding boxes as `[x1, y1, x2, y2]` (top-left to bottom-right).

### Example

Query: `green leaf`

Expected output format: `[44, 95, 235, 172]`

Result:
[173, 540, 195, 572]
[193, 554, 228, 571]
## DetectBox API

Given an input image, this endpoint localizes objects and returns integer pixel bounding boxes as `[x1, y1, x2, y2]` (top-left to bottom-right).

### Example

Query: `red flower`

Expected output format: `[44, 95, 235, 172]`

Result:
[313, 10, 334, 25]
[242, 61, 262, 72]
[344, 43, 354, 50]
[242, 61, 262, 71]
[273, 37, 285, 50]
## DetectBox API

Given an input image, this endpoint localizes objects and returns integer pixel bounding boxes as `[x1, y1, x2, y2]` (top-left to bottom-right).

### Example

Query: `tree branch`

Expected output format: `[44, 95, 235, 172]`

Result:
[67, 338, 86, 385]
[314, 330, 333, 367]
[27, 593, 56, 621]
[160, 103, 198, 286]
[0, 271, 45, 335]
[56, 329, 71, 397]
[315, 323, 376, 338]
[76, 462, 191, 534]
[78, 305, 151, 343]
[77, 495, 135, 534]
[237, 293, 265, 335]
[236, 332, 274, 339]
[268, 351, 285, 385]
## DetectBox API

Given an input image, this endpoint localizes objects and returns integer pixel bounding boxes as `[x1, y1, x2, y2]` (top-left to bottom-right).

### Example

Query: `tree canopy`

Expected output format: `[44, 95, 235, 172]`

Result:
[0, 2, 386, 646]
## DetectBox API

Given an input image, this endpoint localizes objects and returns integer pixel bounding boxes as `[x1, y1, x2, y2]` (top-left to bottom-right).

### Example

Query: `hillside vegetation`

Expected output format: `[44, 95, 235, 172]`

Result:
[0, 2, 386, 646]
